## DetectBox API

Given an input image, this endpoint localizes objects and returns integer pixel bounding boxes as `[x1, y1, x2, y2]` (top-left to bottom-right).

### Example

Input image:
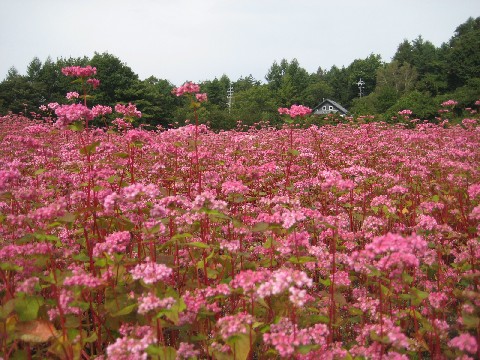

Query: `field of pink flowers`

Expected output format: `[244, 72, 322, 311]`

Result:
[0, 68, 479, 359]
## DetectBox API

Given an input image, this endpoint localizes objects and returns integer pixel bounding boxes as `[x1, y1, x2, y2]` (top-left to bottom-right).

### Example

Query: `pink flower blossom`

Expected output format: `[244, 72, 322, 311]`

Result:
[16, 276, 39, 294]
[176, 342, 200, 359]
[66, 92, 79, 100]
[137, 294, 175, 314]
[468, 183, 480, 199]
[221, 180, 249, 195]
[61, 65, 97, 77]
[217, 312, 255, 340]
[63, 266, 103, 288]
[130, 258, 173, 284]
[93, 231, 131, 257]
[441, 99, 458, 107]
[263, 318, 328, 357]
[47, 102, 59, 110]
[428, 291, 448, 309]
[87, 78, 100, 89]
[115, 103, 142, 118]
[448, 333, 478, 354]
[92, 105, 113, 118]
[106, 325, 155, 360]
[173, 82, 201, 96]
[278, 104, 312, 118]
[54, 103, 93, 127]
[195, 93, 208, 102]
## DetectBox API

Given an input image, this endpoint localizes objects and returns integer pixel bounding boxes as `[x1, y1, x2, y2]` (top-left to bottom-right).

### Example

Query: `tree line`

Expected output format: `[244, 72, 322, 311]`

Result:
[1, 17, 478, 129]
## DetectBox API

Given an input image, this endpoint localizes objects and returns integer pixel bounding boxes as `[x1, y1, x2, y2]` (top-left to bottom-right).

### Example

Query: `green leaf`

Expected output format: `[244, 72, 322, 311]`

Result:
[226, 332, 251, 360]
[0, 299, 15, 320]
[110, 303, 136, 317]
[69, 121, 84, 132]
[15, 296, 43, 321]
[462, 313, 479, 329]
[402, 272, 414, 284]
[171, 233, 193, 241]
[162, 298, 186, 325]
[185, 242, 209, 249]
[79, 141, 101, 155]
[252, 222, 270, 232]
[84, 332, 98, 343]
[288, 256, 316, 264]
[410, 288, 428, 306]
[72, 253, 90, 262]
[146, 345, 177, 360]
[114, 152, 129, 158]
[370, 331, 390, 344]
[0, 262, 23, 272]
[297, 344, 320, 354]
[58, 213, 76, 223]
[288, 148, 300, 156]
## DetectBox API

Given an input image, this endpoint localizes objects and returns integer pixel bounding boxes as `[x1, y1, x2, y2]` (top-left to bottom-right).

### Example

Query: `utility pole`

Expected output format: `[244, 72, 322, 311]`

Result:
[227, 85, 234, 114]
[357, 78, 365, 98]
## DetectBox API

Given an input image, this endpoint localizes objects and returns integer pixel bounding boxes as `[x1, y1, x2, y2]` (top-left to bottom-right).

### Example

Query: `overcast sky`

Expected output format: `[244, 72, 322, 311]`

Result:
[1, 0, 479, 86]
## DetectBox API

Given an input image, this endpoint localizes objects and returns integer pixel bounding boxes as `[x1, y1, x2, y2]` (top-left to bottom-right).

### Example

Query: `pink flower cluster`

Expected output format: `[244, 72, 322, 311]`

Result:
[129, 258, 173, 284]
[48, 289, 82, 320]
[63, 266, 103, 288]
[61, 65, 97, 78]
[176, 342, 200, 359]
[442, 99, 458, 107]
[216, 312, 255, 340]
[263, 318, 328, 357]
[256, 269, 313, 306]
[398, 109, 413, 116]
[278, 104, 312, 118]
[115, 103, 142, 118]
[172, 81, 201, 96]
[350, 233, 427, 273]
[92, 105, 113, 118]
[221, 180, 249, 195]
[137, 293, 175, 314]
[66, 92, 79, 100]
[106, 324, 155, 360]
[93, 231, 131, 257]
[87, 78, 100, 89]
[54, 103, 93, 127]
[448, 333, 478, 354]
[195, 93, 208, 102]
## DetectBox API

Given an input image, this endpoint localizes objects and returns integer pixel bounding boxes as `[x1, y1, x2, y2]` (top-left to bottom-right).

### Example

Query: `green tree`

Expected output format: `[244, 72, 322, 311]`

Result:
[265, 58, 311, 106]
[233, 75, 260, 92]
[376, 61, 418, 95]
[26, 57, 43, 82]
[324, 65, 350, 106]
[386, 90, 438, 120]
[201, 75, 231, 108]
[90, 52, 138, 106]
[445, 17, 480, 89]
[345, 54, 383, 103]
[393, 39, 414, 65]
[0, 67, 42, 115]
[116, 76, 178, 128]
[231, 85, 278, 126]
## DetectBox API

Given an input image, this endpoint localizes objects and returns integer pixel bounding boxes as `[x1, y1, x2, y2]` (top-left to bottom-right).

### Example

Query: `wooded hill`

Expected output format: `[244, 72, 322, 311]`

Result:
[1, 17, 478, 129]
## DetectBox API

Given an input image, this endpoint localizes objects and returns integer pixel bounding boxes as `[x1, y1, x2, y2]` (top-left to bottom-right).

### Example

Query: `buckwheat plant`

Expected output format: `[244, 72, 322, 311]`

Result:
[0, 90, 479, 359]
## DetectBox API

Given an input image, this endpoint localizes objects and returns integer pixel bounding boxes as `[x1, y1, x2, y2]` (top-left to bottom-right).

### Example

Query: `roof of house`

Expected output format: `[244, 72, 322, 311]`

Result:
[313, 99, 348, 114]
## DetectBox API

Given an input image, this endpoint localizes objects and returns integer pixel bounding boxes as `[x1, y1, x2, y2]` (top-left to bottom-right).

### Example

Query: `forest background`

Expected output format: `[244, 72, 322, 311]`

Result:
[0, 17, 479, 130]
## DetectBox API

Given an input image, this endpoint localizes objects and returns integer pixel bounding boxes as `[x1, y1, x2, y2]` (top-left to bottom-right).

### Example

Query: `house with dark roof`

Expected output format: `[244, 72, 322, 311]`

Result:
[313, 99, 348, 116]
